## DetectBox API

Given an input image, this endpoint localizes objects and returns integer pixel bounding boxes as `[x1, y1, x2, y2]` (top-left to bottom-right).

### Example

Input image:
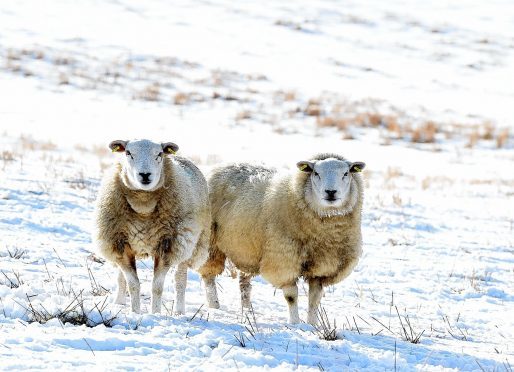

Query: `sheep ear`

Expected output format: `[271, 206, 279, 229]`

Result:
[297, 161, 315, 173]
[350, 162, 366, 173]
[162, 142, 179, 155]
[109, 140, 128, 153]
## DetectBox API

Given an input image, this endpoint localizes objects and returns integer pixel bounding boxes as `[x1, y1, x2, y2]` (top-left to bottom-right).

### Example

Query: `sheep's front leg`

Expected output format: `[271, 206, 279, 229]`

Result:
[115, 269, 127, 305]
[117, 247, 140, 313]
[174, 262, 188, 315]
[283, 283, 300, 324]
[239, 272, 253, 309]
[169, 221, 202, 265]
[307, 278, 323, 326]
[151, 255, 172, 314]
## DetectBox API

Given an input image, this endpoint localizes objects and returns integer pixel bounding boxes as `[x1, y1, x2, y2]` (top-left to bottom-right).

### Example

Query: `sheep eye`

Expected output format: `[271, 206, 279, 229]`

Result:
[314, 171, 320, 177]
[156, 152, 163, 160]
[344, 171, 348, 177]
[125, 150, 133, 159]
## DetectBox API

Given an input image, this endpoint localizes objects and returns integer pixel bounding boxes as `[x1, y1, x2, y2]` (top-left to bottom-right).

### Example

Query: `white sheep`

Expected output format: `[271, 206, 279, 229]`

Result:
[199, 153, 365, 324]
[95, 139, 210, 314]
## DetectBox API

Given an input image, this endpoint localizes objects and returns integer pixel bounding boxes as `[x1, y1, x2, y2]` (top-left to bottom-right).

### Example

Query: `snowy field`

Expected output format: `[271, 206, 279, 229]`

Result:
[1, 1, 513, 370]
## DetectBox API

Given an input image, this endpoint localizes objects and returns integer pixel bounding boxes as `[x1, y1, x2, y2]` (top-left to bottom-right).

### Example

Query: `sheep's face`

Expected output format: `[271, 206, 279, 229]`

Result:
[297, 158, 365, 212]
[109, 139, 179, 191]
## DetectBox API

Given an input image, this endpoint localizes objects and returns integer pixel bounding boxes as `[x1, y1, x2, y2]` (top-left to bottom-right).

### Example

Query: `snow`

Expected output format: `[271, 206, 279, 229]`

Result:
[1, 0, 513, 370]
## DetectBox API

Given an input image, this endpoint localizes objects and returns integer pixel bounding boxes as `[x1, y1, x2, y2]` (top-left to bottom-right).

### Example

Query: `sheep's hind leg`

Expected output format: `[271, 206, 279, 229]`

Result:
[198, 245, 226, 309]
[239, 272, 253, 309]
[282, 283, 300, 324]
[203, 275, 220, 309]
[151, 256, 172, 314]
[174, 262, 188, 315]
[307, 278, 323, 326]
[118, 248, 140, 313]
[115, 269, 127, 305]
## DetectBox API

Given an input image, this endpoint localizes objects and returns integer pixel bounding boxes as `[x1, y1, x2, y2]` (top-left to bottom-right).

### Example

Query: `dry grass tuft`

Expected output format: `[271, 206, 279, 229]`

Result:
[136, 83, 160, 101]
[20, 135, 57, 151]
[6, 247, 26, 259]
[316, 116, 349, 130]
[305, 99, 322, 116]
[19, 290, 119, 327]
[236, 110, 252, 121]
[1, 270, 24, 288]
[466, 130, 480, 149]
[412, 121, 437, 143]
[174, 92, 188, 105]
[496, 128, 509, 148]
[313, 307, 339, 341]
[1, 151, 16, 162]
[481, 121, 495, 140]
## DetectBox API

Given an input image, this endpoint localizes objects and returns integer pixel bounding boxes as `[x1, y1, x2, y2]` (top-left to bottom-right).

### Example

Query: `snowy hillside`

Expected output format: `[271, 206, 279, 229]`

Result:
[1, 1, 513, 371]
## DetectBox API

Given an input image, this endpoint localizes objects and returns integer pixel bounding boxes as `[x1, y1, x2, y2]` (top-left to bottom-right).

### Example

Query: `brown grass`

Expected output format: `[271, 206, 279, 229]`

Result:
[20, 135, 57, 151]
[385, 167, 402, 180]
[1, 151, 16, 162]
[305, 99, 322, 116]
[421, 176, 454, 190]
[466, 131, 479, 149]
[316, 116, 349, 130]
[412, 121, 436, 143]
[496, 128, 509, 148]
[481, 121, 495, 140]
[136, 83, 160, 101]
[174, 92, 188, 105]
[283, 91, 296, 101]
[236, 110, 252, 121]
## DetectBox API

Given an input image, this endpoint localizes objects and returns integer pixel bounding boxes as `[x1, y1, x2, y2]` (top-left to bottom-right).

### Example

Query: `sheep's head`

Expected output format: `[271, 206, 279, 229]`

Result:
[297, 157, 365, 215]
[109, 139, 179, 191]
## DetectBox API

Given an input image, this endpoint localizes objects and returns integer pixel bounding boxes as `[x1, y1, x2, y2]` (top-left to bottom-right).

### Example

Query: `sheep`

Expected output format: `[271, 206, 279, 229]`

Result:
[94, 139, 210, 314]
[199, 153, 365, 324]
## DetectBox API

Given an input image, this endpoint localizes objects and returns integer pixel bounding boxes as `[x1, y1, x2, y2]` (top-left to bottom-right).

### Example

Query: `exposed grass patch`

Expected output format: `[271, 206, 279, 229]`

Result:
[313, 307, 339, 341]
[18, 290, 119, 328]
[6, 247, 26, 259]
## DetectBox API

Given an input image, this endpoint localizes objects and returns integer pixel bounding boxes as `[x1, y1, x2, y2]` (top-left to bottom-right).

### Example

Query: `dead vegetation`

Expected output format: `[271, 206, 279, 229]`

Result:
[1, 270, 24, 288]
[306, 95, 510, 148]
[312, 307, 339, 341]
[135, 83, 160, 101]
[18, 290, 119, 328]
[19, 135, 57, 151]
[1, 45, 511, 150]
[6, 247, 26, 260]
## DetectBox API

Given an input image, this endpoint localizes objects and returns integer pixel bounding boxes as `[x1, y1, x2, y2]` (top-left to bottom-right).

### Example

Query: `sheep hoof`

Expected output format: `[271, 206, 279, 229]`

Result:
[114, 295, 126, 305]
[307, 317, 319, 326]
[207, 301, 220, 309]
[289, 316, 301, 324]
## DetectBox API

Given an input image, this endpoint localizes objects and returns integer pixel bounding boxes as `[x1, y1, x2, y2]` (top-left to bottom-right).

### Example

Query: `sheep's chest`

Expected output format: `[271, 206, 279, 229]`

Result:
[126, 218, 161, 257]
[298, 222, 352, 279]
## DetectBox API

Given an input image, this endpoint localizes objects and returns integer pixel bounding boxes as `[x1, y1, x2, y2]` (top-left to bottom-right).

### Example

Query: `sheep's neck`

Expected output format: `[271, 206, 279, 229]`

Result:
[125, 190, 161, 215]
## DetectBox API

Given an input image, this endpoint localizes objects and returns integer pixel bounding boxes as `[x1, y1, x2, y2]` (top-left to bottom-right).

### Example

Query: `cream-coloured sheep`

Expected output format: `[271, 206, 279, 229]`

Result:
[95, 139, 210, 314]
[199, 153, 365, 324]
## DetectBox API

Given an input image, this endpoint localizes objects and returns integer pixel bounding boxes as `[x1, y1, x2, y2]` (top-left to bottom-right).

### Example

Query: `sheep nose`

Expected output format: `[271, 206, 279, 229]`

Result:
[139, 173, 152, 183]
[325, 190, 337, 198]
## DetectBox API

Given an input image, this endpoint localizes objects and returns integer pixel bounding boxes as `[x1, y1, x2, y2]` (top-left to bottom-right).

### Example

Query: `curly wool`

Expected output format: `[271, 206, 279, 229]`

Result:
[94, 156, 210, 269]
[201, 153, 363, 287]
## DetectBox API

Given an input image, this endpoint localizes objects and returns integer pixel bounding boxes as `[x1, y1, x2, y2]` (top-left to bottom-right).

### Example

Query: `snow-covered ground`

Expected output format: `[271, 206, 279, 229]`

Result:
[1, 1, 513, 370]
